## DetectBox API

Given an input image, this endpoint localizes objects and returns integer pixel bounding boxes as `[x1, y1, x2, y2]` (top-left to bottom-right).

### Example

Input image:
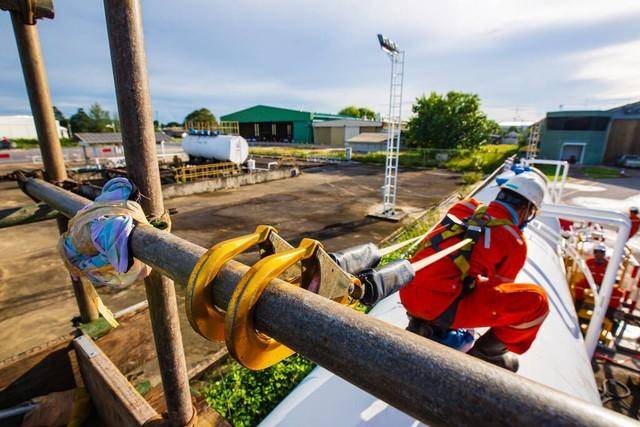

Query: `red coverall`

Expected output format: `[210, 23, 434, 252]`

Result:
[400, 199, 549, 354]
[574, 258, 624, 309]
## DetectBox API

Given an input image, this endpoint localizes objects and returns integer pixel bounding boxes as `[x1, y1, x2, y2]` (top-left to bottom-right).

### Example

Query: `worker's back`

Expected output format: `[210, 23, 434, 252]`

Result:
[400, 198, 527, 320]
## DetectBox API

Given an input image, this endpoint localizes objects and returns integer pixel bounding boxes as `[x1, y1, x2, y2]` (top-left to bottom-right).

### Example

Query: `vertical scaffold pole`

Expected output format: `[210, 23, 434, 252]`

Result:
[102, 1, 192, 424]
[10, 8, 99, 323]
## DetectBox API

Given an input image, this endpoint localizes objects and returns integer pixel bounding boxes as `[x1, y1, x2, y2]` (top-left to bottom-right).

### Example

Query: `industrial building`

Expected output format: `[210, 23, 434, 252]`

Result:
[220, 105, 349, 144]
[312, 119, 382, 146]
[538, 102, 640, 165]
[0, 115, 68, 139]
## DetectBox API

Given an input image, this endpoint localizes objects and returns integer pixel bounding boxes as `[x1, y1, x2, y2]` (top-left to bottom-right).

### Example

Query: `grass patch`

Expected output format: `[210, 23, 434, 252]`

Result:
[462, 171, 483, 185]
[250, 144, 517, 174]
[582, 166, 623, 179]
[11, 138, 78, 148]
[444, 144, 518, 173]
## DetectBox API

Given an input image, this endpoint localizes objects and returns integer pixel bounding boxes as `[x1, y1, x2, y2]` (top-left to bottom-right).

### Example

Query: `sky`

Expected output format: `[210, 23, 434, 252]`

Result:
[1, 0, 640, 124]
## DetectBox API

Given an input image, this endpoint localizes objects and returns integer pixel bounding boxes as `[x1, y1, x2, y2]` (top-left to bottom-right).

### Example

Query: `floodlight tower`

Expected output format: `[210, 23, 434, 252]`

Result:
[377, 34, 405, 218]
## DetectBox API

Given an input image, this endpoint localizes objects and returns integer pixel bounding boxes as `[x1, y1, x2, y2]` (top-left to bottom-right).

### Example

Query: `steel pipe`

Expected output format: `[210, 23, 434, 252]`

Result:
[103, 1, 192, 423]
[10, 11, 66, 182]
[22, 178, 636, 427]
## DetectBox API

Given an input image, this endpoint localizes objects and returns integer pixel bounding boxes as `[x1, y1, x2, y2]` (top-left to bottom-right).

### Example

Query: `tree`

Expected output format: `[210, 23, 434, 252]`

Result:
[406, 92, 499, 149]
[53, 106, 68, 128]
[184, 108, 216, 125]
[338, 105, 377, 120]
[69, 108, 92, 133]
[88, 102, 111, 132]
[163, 121, 181, 128]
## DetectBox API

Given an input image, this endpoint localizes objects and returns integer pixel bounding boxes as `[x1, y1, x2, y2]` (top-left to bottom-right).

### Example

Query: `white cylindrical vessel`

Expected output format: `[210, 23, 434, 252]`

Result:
[182, 135, 249, 164]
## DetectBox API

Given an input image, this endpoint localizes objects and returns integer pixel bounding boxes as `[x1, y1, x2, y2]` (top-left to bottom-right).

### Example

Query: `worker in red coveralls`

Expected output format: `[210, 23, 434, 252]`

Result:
[629, 207, 640, 240]
[574, 244, 624, 317]
[400, 173, 549, 372]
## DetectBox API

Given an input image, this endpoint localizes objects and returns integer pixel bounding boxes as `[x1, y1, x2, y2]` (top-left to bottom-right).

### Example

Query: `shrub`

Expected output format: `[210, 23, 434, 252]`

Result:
[462, 171, 483, 185]
[200, 355, 315, 427]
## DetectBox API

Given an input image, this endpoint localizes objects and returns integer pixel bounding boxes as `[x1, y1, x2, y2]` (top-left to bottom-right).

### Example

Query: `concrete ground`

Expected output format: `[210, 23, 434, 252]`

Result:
[0, 163, 460, 374]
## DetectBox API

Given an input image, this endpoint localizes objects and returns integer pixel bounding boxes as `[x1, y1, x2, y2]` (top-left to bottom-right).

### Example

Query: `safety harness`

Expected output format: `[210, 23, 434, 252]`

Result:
[418, 203, 517, 331]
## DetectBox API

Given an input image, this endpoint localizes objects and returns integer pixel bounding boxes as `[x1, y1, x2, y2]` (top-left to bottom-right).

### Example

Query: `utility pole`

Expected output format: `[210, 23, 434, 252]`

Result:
[103, 1, 193, 425]
[5, 0, 98, 322]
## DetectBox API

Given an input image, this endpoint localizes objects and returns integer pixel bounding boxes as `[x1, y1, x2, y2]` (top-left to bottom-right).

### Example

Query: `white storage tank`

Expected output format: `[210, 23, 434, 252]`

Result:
[182, 134, 249, 164]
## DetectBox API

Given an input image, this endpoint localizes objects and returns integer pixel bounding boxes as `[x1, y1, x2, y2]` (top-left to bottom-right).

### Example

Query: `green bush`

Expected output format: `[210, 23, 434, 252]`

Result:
[462, 171, 483, 185]
[200, 355, 315, 427]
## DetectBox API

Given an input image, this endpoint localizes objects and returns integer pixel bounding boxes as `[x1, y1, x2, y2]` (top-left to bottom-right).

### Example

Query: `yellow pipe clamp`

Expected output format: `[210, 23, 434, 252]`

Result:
[186, 225, 277, 342]
[225, 238, 321, 370]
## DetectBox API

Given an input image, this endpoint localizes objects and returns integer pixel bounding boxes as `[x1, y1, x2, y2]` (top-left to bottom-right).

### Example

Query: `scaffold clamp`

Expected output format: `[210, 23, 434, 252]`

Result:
[225, 238, 321, 370]
[186, 225, 278, 342]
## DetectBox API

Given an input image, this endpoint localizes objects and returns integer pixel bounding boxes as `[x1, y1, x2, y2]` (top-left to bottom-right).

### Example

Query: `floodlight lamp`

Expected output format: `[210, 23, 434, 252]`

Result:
[377, 34, 399, 54]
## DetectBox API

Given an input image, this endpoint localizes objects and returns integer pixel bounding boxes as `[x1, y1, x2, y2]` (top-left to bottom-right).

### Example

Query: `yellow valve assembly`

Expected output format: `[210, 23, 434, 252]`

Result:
[225, 238, 321, 370]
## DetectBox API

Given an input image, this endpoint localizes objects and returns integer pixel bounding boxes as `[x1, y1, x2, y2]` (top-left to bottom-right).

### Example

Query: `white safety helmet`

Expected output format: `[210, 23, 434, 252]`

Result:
[500, 173, 545, 209]
[594, 243, 607, 253]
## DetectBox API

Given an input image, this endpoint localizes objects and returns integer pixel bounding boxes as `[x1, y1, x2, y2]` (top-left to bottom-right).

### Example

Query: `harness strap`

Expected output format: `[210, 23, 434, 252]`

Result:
[419, 204, 519, 330]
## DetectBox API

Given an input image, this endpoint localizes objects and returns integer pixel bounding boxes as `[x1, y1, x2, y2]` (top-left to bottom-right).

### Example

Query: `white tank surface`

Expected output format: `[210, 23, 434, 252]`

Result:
[182, 134, 249, 164]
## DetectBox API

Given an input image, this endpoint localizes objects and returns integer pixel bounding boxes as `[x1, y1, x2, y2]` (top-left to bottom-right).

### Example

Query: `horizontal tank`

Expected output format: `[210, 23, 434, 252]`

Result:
[260, 165, 600, 427]
[182, 134, 249, 164]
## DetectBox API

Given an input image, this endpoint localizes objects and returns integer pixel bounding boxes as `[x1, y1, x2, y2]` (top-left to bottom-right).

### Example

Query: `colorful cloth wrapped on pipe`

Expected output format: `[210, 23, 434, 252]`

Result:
[58, 177, 151, 291]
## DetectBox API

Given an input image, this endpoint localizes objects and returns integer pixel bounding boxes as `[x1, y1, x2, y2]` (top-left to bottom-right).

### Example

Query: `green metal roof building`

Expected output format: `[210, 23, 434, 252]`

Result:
[538, 102, 640, 165]
[220, 105, 350, 144]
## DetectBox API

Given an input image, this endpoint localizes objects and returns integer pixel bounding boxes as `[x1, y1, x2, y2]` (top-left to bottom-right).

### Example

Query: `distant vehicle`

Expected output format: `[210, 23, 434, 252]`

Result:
[1, 137, 16, 149]
[616, 154, 640, 168]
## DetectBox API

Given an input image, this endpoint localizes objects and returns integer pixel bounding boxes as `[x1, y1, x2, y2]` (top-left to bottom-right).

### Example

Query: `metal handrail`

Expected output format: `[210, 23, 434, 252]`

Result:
[540, 204, 630, 356]
[22, 178, 634, 427]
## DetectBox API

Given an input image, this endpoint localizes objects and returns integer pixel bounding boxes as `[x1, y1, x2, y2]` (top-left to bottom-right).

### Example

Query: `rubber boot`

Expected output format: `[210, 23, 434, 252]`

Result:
[467, 330, 519, 372]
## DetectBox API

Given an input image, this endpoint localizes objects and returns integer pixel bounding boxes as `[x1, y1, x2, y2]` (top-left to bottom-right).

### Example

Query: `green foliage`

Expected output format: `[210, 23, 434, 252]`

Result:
[462, 171, 483, 185]
[163, 121, 181, 128]
[11, 138, 77, 148]
[406, 92, 499, 149]
[445, 144, 518, 173]
[200, 355, 315, 427]
[69, 108, 93, 133]
[338, 105, 376, 120]
[88, 103, 112, 132]
[53, 106, 68, 128]
[184, 108, 217, 125]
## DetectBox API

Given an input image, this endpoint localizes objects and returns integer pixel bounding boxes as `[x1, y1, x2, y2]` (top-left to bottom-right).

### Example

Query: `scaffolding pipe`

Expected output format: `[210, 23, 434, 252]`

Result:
[102, 1, 192, 424]
[10, 11, 65, 183]
[8, 7, 100, 323]
[22, 178, 636, 427]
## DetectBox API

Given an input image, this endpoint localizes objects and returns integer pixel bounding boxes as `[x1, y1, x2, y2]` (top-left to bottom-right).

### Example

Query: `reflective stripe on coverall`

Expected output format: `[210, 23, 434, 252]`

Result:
[399, 198, 549, 354]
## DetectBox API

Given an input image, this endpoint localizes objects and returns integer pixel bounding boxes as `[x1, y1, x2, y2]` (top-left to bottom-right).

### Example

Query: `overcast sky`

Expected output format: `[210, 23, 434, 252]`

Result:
[1, 0, 640, 124]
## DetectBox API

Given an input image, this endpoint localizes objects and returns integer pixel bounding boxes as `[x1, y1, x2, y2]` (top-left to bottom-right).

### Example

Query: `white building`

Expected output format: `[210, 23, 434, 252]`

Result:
[0, 115, 69, 139]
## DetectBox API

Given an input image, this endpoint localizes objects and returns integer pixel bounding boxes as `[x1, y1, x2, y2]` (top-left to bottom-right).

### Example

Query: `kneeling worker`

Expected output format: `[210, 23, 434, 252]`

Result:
[400, 174, 550, 372]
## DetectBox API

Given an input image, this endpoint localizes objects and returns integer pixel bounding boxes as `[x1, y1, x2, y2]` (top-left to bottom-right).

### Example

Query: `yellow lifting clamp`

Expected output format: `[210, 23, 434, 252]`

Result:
[225, 238, 322, 370]
[186, 225, 279, 342]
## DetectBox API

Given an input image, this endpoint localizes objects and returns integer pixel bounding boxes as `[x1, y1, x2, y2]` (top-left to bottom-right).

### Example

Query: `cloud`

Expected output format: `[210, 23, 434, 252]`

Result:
[1, 0, 639, 123]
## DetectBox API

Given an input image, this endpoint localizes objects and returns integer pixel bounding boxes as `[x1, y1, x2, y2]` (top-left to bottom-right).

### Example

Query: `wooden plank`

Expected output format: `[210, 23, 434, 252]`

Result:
[0, 302, 154, 409]
[74, 334, 158, 427]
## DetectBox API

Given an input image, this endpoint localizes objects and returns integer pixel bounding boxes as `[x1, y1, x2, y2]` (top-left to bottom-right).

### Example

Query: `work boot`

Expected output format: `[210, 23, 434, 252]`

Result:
[467, 330, 519, 372]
